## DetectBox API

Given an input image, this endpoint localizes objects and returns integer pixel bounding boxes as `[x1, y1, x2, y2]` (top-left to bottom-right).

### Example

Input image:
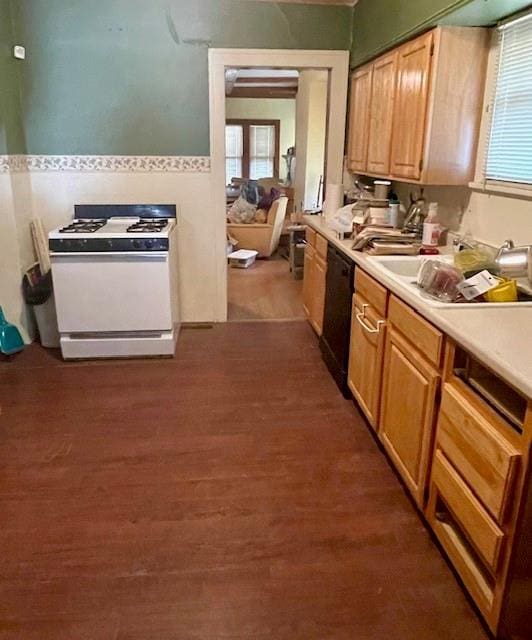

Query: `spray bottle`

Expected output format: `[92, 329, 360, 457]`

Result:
[420, 202, 441, 255]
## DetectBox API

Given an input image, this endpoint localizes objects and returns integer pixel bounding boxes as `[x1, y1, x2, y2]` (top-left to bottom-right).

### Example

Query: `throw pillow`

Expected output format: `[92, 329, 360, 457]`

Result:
[258, 187, 282, 210]
[228, 195, 257, 224]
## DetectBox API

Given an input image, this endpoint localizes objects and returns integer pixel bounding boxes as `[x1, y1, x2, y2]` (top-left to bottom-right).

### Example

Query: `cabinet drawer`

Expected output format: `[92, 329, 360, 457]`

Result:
[388, 295, 443, 367]
[315, 233, 328, 259]
[305, 227, 316, 247]
[437, 383, 520, 523]
[432, 450, 504, 572]
[354, 269, 388, 317]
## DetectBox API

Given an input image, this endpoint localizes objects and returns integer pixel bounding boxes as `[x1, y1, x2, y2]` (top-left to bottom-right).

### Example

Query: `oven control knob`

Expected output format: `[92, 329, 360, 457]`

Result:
[132, 240, 141, 249]
[145, 240, 153, 249]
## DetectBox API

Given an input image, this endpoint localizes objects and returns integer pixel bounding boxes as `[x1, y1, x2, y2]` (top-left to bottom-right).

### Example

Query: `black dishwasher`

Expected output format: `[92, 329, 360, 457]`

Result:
[319, 244, 356, 398]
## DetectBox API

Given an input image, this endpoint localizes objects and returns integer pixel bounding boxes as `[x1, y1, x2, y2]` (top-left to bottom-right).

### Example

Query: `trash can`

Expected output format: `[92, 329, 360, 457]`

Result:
[22, 265, 60, 348]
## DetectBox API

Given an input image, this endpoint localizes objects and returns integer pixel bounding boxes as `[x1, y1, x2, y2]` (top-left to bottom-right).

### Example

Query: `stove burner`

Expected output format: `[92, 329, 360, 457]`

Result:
[60, 219, 107, 234]
[127, 218, 168, 233]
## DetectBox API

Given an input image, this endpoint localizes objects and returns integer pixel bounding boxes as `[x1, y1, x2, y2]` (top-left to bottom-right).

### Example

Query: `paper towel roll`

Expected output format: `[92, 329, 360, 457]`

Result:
[323, 183, 344, 219]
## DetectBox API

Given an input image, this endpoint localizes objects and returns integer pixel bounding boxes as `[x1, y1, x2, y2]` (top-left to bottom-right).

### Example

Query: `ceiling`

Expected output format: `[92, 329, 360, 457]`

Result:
[242, 0, 357, 5]
[225, 69, 300, 99]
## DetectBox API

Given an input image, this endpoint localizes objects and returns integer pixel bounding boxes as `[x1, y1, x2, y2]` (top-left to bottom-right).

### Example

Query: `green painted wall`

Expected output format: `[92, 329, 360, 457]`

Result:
[10, 0, 351, 156]
[351, 0, 531, 66]
[0, 0, 26, 154]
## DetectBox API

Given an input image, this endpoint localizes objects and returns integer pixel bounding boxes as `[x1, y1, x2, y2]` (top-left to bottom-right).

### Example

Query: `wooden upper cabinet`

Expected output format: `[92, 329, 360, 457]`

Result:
[347, 27, 488, 185]
[347, 64, 373, 172]
[389, 31, 433, 181]
[367, 51, 397, 175]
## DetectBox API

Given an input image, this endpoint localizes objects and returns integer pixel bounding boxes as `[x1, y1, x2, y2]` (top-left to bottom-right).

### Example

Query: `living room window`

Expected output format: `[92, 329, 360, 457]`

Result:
[484, 10, 532, 187]
[225, 119, 280, 184]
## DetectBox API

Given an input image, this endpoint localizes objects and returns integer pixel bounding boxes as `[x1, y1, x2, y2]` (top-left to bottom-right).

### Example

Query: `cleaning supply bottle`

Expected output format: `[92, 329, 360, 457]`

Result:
[421, 202, 440, 255]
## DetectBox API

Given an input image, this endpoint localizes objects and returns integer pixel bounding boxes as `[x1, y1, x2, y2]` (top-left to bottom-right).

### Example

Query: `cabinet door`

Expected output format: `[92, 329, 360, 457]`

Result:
[347, 294, 386, 430]
[367, 51, 398, 175]
[379, 327, 439, 506]
[347, 64, 373, 173]
[390, 31, 433, 180]
[303, 244, 315, 320]
[311, 254, 327, 336]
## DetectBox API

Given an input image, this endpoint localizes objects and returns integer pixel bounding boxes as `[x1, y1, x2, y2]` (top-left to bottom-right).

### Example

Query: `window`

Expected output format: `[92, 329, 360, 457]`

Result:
[225, 125, 243, 183]
[225, 119, 280, 184]
[485, 11, 532, 186]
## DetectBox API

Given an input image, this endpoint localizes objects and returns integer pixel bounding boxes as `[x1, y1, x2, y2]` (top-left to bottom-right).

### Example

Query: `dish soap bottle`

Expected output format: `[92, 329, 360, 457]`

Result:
[421, 202, 440, 255]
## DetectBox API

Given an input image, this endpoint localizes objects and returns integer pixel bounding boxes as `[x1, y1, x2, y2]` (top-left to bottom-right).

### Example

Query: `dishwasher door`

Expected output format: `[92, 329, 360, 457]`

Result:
[319, 245, 356, 397]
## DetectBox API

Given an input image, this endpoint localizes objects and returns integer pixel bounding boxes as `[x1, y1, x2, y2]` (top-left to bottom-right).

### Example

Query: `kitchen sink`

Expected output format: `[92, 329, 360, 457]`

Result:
[368, 255, 532, 308]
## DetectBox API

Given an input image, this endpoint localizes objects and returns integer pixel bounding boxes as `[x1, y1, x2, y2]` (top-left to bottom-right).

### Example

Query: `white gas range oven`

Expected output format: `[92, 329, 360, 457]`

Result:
[49, 204, 180, 359]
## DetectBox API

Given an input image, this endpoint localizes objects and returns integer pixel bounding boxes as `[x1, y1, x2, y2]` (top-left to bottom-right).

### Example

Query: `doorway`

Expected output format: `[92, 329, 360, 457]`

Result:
[209, 49, 349, 322]
[224, 67, 329, 321]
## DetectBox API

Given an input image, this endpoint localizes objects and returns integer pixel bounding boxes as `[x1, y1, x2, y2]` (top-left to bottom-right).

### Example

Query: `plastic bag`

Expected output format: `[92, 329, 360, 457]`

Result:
[22, 264, 53, 305]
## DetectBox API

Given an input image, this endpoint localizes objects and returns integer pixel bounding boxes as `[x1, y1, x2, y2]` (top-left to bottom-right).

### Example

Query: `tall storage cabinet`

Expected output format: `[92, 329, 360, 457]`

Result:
[346, 26, 488, 185]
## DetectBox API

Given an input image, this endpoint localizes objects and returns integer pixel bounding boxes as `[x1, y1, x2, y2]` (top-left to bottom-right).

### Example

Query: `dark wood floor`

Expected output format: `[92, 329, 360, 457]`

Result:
[0, 322, 488, 639]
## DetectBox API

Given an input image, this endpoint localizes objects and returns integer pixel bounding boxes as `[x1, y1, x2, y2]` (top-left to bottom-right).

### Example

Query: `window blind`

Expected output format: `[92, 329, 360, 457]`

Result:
[225, 125, 243, 184]
[249, 125, 275, 180]
[485, 11, 532, 185]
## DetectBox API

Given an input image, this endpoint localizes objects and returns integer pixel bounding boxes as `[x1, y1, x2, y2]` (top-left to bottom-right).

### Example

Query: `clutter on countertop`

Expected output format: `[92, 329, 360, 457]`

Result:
[404, 190, 427, 237]
[352, 224, 419, 254]
[420, 202, 441, 255]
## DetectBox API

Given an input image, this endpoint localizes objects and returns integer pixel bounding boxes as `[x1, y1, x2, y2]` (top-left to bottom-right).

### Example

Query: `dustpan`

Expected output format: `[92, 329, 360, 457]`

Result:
[0, 306, 25, 355]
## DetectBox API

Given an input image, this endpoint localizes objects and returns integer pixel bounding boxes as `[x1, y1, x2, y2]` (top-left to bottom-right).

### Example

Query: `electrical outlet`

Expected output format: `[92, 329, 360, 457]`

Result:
[13, 45, 25, 60]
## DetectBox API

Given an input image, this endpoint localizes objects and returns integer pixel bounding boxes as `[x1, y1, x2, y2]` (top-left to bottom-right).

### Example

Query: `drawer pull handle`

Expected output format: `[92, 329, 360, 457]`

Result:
[355, 309, 384, 334]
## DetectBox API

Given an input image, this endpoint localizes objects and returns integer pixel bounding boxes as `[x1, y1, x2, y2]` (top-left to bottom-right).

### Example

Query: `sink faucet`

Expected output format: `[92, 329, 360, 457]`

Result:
[495, 239, 515, 260]
[452, 235, 476, 252]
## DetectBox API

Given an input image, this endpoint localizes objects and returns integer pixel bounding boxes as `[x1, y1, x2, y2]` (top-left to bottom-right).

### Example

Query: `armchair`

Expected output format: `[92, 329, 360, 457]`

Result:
[227, 197, 288, 258]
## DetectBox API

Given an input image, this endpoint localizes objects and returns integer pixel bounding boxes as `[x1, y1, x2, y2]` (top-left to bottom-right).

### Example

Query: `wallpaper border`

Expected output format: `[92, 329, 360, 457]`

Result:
[0, 155, 211, 173]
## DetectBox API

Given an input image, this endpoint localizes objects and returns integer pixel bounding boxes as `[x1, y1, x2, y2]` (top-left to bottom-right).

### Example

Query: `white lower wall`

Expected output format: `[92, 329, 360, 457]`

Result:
[0, 173, 30, 338]
[0, 160, 216, 341]
[295, 70, 328, 211]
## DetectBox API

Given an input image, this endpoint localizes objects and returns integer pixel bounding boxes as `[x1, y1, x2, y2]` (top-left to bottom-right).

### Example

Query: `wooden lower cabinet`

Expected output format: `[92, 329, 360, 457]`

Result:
[379, 326, 440, 507]
[425, 343, 529, 635]
[303, 234, 327, 336]
[311, 253, 326, 335]
[342, 268, 532, 637]
[302, 244, 315, 319]
[347, 293, 386, 429]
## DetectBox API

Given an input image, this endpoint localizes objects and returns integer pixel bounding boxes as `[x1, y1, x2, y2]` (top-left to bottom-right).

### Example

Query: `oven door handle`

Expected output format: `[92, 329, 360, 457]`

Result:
[50, 252, 168, 259]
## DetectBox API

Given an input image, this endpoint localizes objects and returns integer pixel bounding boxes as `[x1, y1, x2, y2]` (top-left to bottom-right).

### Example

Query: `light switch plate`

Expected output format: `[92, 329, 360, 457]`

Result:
[13, 45, 25, 60]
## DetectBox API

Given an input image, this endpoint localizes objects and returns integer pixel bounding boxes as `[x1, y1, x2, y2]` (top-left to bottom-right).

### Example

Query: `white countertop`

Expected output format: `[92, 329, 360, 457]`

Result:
[303, 215, 532, 399]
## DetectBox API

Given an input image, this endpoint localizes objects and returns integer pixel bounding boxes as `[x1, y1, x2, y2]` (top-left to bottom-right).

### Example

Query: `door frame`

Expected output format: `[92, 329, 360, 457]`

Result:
[208, 48, 349, 321]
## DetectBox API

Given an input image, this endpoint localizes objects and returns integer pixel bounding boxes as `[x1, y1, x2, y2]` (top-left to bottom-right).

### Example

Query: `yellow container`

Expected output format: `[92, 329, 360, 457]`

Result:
[485, 278, 518, 303]
[454, 247, 495, 273]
